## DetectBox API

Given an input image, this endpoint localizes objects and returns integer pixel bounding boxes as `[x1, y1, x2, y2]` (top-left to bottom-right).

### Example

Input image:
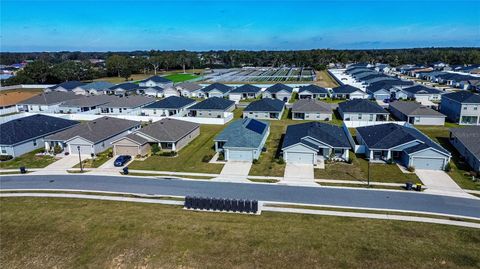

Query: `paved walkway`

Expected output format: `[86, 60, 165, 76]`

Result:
[415, 169, 473, 198]
[282, 164, 316, 186]
[216, 161, 252, 182]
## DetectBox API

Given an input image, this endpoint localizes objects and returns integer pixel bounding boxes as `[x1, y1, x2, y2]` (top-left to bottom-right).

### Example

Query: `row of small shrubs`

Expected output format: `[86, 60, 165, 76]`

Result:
[159, 151, 177, 157]
[0, 155, 13, 162]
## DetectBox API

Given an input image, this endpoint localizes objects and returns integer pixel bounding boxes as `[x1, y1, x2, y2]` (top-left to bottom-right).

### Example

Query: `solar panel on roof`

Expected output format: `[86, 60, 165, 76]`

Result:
[245, 119, 266, 134]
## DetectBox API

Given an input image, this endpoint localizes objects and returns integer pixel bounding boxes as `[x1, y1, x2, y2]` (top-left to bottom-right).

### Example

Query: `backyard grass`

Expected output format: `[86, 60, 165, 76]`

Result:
[1, 197, 479, 268]
[0, 149, 56, 169]
[314, 152, 421, 184]
[73, 149, 112, 169]
[164, 73, 200, 83]
[128, 125, 224, 174]
[416, 125, 480, 191]
[91, 74, 151, 84]
[314, 70, 339, 88]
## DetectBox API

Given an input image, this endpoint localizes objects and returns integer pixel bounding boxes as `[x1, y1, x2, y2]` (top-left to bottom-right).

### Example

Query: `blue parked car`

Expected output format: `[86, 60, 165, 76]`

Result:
[114, 155, 132, 167]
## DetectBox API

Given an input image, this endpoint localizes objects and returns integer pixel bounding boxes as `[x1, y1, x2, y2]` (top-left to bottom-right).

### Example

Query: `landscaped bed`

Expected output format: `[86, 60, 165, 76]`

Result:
[0, 149, 56, 169]
[73, 149, 113, 169]
[128, 125, 224, 174]
[314, 152, 421, 184]
[1, 197, 479, 268]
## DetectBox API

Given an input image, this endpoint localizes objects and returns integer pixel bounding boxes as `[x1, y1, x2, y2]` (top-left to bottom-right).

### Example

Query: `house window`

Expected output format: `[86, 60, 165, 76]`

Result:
[369, 114, 374, 121]
[119, 108, 122, 113]
[358, 114, 362, 120]
[1, 147, 6, 154]
[33, 139, 37, 146]
[475, 106, 478, 111]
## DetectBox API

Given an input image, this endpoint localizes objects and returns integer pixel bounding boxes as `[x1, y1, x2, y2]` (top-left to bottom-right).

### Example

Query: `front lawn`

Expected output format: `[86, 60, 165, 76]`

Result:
[315, 152, 421, 184]
[0, 149, 56, 169]
[73, 149, 112, 169]
[416, 125, 480, 190]
[164, 73, 199, 83]
[128, 125, 224, 174]
[1, 197, 479, 268]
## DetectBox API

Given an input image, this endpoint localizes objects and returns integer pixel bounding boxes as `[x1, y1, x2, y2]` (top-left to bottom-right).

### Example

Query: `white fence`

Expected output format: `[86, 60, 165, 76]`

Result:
[343, 120, 406, 128]
[1, 112, 234, 125]
[0, 106, 18, 116]
[0, 84, 54, 91]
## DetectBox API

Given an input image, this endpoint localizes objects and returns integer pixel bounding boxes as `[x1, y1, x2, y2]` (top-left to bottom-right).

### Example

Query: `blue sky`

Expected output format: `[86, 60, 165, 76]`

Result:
[1, 0, 479, 52]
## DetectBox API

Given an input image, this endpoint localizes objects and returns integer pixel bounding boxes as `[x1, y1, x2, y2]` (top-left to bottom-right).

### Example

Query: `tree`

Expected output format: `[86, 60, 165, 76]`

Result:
[149, 56, 162, 75]
[106, 55, 127, 77]
[21, 60, 51, 83]
[151, 144, 160, 155]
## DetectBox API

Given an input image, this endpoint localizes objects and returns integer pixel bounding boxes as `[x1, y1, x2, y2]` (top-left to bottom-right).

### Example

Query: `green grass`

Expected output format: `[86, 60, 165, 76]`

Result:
[1, 197, 479, 268]
[0, 149, 56, 169]
[129, 125, 224, 174]
[314, 152, 421, 184]
[164, 73, 199, 83]
[416, 125, 480, 191]
[73, 149, 112, 169]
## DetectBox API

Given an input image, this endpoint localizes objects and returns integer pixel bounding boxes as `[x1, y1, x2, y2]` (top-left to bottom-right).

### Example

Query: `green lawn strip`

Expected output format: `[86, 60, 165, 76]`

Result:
[0, 190, 185, 200]
[164, 73, 199, 83]
[0, 149, 56, 169]
[129, 125, 224, 174]
[318, 182, 406, 190]
[264, 203, 480, 223]
[126, 172, 213, 180]
[314, 152, 421, 184]
[232, 108, 244, 119]
[1, 197, 479, 268]
[416, 125, 480, 191]
[73, 149, 112, 169]
[248, 178, 280, 183]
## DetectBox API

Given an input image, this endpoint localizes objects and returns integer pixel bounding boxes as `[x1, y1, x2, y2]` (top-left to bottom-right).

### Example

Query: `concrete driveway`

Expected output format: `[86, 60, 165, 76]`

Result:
[217, 161, 252, 182]
[283, 163, 316, 186]
[44, 155, 89, 170]
[415, 169, 473, 198]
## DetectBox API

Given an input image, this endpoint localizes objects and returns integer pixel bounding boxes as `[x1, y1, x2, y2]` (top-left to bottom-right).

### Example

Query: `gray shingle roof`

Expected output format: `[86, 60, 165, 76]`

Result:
[229, 84, 261, 94]
[356, 123, 449, 155]
[282, 122, 351, 149]
[143, 96, 195, 109]
[99, 95, 156, 108]
[189, 97, 235, 110]
[137, 118, 199, 142]
[266, 83, 293, 93]
[45, 117, 140, 144]
[292, 99, 331, 113]
[450, 126, 480, 160]
[201, 83, 232, 94]
[443, 91, 480, 104]
[298, 85, 328, 94]
[176, 82, 202, 92]
[19, 91, 82, 105]
[0, 115, 79, 145]
[82, 81, 115, 91]
[338, 99, 388, 114]
[60, 95, 117, 107]
[214, 118, 269, 149]
[401, 85, 442, 95]
[332, 85, 363, 94]
[48, 81, 85, 90]
[389, 101, 446, 117]
[244, 98, 284, 112]
[109, 83, 138, 91]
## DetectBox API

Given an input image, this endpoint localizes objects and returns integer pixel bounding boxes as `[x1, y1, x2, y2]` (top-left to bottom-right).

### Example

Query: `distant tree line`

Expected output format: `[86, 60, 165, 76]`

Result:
[2, 48, 479, 85]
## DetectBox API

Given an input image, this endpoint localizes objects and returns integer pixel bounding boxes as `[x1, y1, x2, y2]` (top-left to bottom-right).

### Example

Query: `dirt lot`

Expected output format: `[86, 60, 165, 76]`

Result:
[0, 89, 42, 107]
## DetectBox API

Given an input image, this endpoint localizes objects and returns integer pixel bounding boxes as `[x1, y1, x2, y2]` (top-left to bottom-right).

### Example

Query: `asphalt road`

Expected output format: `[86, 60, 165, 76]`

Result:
[1, 174, 480, 219]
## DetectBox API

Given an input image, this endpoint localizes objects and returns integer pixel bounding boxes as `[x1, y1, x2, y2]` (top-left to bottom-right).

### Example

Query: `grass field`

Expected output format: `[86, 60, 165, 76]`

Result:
[0, 149, 56, 169]
[164, 73, 200, 83]
[1, 197, 479, 268]
[91, 74, 151, 84]
[129, 125, 224, 174]
[416, 125, 480, 191]
[73, 149, 112, 169]
[314, 70, 339, 88]
[314, 152, 421, 183]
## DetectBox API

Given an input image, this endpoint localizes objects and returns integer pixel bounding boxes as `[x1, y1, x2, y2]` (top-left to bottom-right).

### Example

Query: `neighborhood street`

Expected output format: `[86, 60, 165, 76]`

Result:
[1, 174, 480, 219]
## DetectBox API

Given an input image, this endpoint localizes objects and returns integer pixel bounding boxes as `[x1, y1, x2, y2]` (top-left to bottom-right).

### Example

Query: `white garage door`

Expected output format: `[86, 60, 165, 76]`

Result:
[115, 145, 139, 156]
[286, 152, 314, 164]
[415, 95, 429, 102]
[412, 157, 445, 170]
[228, 150, 253, 161]
[69, 144, 92, 155]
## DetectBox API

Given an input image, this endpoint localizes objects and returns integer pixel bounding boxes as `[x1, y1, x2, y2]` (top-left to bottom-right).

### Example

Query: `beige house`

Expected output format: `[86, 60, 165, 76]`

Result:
[112, 118, 200, 156]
